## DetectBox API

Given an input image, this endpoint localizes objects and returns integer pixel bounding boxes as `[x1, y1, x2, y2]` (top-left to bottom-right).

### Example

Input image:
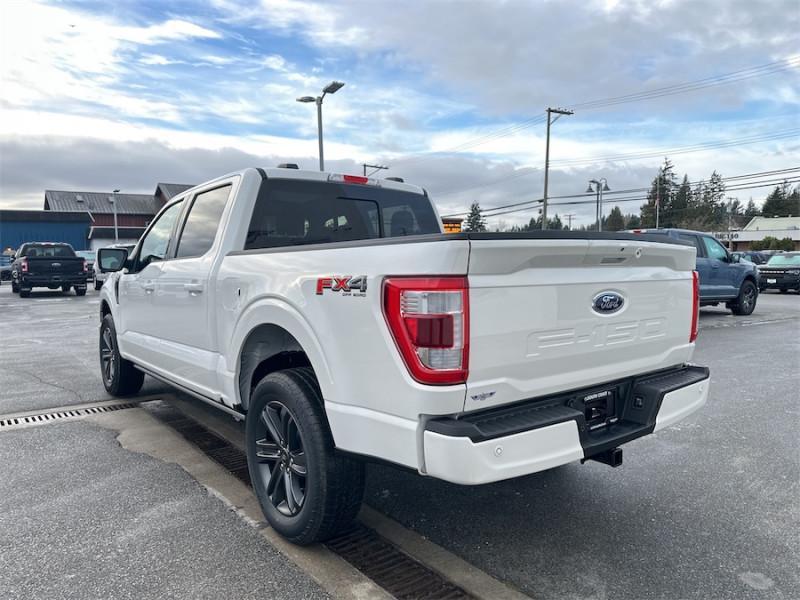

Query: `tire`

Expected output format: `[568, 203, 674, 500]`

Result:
[19, 288, 31, 298]
[730, 280, 757, 316]
[11, 281, 19, 293]
[779, 288, 788, 294]
[246, 367, 365, 545]
[75, 287, 87, 297]
[62, 285, 71, 293]
[95, 280, 103, 290]
[99, 314, 144, 396]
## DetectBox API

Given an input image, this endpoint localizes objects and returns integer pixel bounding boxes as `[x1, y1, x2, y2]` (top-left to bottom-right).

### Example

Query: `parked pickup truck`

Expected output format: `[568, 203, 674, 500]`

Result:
[631, 228, 759, 315]
[97, 167, 710, 545]
[11, 242, 89, 297]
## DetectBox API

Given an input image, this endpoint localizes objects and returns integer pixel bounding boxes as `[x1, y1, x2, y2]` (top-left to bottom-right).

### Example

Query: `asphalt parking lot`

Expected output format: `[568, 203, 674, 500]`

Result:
[0, 283, 798, 599]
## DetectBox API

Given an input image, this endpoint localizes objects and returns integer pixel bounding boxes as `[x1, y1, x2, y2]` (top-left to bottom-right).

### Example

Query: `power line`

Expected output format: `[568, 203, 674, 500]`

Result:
[480, 177, 800, 220]
[432, 128, 800, 198]
[391, 57, 799, 163]
[550, 128, 800, 166]
[438, 167, 800, 218]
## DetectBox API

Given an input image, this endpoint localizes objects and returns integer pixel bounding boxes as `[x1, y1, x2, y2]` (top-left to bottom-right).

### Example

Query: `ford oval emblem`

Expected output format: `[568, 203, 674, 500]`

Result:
[592, 291, 625, 314]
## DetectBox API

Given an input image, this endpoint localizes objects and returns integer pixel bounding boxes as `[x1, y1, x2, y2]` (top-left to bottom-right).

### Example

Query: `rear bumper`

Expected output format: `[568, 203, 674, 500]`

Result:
[423, 365, 709, 485]
[18, 274, 87, 288]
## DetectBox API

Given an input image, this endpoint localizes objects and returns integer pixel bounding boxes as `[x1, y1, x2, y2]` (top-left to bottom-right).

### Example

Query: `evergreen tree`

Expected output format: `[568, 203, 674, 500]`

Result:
[640, 158, 677, 228]
[671, 174, 692, 226]
[464, 202, 487, 231]
[762, 182, 800, 217]
[744, 199, 760, 217]
[605, 206, 626, 231]
[624, 214, 641, 229]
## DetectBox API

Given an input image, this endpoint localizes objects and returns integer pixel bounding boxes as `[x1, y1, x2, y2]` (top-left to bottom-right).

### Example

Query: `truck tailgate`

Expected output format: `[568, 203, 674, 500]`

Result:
[27, 257, 84, 276]
[465, 236, 697, 412]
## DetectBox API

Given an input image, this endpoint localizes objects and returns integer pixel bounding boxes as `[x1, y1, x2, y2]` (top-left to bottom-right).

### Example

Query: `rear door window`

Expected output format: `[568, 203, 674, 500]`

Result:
[677, 234, 703, 255]
[175, 185, 232, 258]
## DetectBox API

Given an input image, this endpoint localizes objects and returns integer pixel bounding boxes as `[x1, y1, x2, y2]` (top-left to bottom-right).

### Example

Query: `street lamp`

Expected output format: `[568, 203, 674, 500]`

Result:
[586, 178, 610, 231]
[297, 80, 345, 171]
[110, 189, 120, 242]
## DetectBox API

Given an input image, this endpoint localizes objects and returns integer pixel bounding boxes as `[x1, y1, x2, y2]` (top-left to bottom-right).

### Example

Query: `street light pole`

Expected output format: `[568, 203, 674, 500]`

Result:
[297, 81, 345, 172]
[587, 178, 610, 231]
[316, 97, 324, 171]
[542, 107, 573, 230]
[111, 189, 120, 242]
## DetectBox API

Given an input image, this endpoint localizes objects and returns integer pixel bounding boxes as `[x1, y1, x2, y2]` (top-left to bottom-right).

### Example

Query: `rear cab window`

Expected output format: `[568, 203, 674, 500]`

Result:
[244, 179, 440, 250]
[21, 244, 76, 258]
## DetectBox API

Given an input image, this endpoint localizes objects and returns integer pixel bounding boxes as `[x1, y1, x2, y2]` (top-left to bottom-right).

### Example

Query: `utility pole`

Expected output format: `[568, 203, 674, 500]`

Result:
[362, 163, 388, 177]
[111, 189, 120, 243]
[542, 107, 574, 230]
[565, 213, 576, 230]
[726, 196, 736, 250]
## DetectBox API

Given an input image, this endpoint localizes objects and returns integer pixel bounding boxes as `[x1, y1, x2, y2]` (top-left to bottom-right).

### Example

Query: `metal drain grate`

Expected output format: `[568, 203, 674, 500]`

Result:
[145, 401, 472, 600]
[0, 401, 138, 429]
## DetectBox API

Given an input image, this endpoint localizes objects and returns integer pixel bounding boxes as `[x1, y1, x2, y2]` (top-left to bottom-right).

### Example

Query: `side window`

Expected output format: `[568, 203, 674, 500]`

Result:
[175, 185, 232, 259]
[136, 200, 184, 270]
[678, 234, 703, 254]
[702, 236, 728, 261]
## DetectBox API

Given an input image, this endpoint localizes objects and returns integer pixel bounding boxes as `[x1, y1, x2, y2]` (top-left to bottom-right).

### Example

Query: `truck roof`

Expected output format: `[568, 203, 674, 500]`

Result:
[187, 166, 427, 198]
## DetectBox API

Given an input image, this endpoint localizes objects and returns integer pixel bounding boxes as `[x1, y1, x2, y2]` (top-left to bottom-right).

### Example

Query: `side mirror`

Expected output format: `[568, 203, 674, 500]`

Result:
[730, 254, 740, 263]
[97, 247, 129, 273]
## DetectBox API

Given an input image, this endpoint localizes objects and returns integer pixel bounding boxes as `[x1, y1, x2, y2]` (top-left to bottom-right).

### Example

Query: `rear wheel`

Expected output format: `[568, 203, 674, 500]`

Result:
[246, 368, 365, 545]
[779, 288, 788, 294]
[19, 287, 31, 298]
[99, 314, 144, 396]
[75, 286, 87, 297]
[11, 281, 19, 293]
[62, 285, 71, 293]
[730, 280, 757, 316]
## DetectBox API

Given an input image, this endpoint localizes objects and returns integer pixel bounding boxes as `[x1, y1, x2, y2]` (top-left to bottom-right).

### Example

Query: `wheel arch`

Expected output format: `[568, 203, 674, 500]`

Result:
[230, 300, 334, 413]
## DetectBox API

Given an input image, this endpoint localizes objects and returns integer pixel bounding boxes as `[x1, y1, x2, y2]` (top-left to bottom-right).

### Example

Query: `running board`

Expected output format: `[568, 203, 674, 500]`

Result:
[135, 366, 245, 421]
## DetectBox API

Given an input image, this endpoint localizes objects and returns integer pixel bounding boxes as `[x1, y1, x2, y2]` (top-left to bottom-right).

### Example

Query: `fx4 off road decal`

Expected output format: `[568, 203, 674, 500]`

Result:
[316, 276, 368, 296]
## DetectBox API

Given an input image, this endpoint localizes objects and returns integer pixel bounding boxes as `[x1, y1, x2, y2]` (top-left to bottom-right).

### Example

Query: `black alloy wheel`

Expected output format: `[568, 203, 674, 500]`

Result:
[731, 280, 757, 315]
[100, 325, 117, 387]
[254, 401, 307, 516]
[245, 368, 365, 545]
[99, 314, 144, 396]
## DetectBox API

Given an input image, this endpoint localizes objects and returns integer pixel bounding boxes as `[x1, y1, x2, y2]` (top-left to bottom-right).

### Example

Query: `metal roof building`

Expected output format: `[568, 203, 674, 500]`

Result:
[43, 182, 195, 250]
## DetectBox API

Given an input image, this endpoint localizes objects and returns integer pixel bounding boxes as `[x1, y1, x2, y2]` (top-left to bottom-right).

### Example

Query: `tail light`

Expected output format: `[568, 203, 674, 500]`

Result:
[82, 259, 88, 273]
[20, 258, 28, 273]
[690, 270, 699, 343]
[383, 277, 469, 385]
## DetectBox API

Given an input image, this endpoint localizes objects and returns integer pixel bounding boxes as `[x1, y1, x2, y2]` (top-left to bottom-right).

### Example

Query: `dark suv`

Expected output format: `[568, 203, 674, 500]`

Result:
[631, 229, 759, 315]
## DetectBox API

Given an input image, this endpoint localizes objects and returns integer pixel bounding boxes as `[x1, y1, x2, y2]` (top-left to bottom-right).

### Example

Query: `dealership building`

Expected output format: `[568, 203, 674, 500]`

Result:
[714, 216, 800, 251]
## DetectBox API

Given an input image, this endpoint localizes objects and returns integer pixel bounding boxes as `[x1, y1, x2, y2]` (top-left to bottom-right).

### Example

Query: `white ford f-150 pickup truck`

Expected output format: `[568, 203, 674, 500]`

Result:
[97, 166, 709, 545]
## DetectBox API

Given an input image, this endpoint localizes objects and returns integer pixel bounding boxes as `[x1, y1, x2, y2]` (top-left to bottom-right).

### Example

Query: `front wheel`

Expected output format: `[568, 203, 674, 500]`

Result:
[95, 280, 103, 290]
[246, 368, 365, 545]
[731, 280, 757, 316]
[99, 314, 144, 396]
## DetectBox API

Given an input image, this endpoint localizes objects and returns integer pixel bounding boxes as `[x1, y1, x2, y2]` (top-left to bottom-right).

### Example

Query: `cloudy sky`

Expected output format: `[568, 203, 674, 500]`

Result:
[1, 0, 798, 228]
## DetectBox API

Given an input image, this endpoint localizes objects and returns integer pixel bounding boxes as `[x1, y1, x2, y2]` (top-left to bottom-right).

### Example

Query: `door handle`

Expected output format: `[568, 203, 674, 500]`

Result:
[142, 281, 155, 292]
[184, 282, 204, 295]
